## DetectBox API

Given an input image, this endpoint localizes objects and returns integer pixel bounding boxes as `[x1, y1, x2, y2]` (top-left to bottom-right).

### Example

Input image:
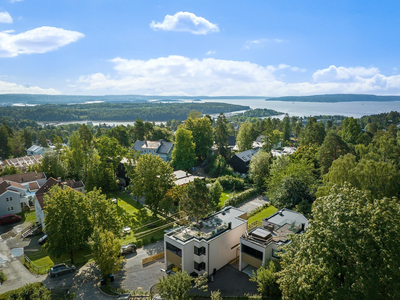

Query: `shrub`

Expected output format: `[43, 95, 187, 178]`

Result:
[224, 188, 258, 207]
[0, 271, 6, 283]
[217, 175, 245, 191]
[248, 202, 270, 218]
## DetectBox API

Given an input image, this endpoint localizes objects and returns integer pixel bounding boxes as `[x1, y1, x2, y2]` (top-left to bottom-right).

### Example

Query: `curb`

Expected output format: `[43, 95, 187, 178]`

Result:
[97, 282, 118, 298]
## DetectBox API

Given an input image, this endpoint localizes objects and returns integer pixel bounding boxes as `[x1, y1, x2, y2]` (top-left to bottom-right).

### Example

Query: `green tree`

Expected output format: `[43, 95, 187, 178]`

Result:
[341, 116, 361, 144]
[86, 188, 122, 236]
[209, 180, 223, 209]
[210, 290, 223, 300]
[318, 131, 350, 174]
[249, 151, 271, 190]
[133, 117, 145, 141]
[156, 271, 207, 300]
[294, 119, 303, 138]
[171, 127, 197, 170]
[188, 109, 202, 119]
[108, 125, 130, 147]
[38, 131, 48, 147]
[41, 151, 68, 179]
[237, 122, 254, 151]
[278, 184, 400, 300]
[214, 113, 230, 159]
[300, 117, 326, 146]
[130, 154, 174, 216]
[90, 228, 123, 279]
[209, 155, 229, 178]
[22, 128, 32, 149]
[7, 283, 51, 299]
[184, 117, 213, 160]
[0, 124, 12, 159]
[282, 113, 291, 142]
[250, 260, 280, 299]
[79, 124, 93, 151]
[180, 178, 213, 222]
[262, 130, 282, 152]
[44, 186, 92, 264]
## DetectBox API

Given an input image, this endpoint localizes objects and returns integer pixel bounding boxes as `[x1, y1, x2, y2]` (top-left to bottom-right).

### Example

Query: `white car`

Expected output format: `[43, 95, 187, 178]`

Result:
[122, 226, 131, 234]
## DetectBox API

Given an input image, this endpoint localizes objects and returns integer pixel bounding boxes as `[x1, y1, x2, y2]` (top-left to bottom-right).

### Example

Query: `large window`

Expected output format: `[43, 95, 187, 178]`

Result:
[194, 246, 206, 256]
[194, 262, 206, 271]
[242, 244, 263, 260]
[166, 242, 182, 257]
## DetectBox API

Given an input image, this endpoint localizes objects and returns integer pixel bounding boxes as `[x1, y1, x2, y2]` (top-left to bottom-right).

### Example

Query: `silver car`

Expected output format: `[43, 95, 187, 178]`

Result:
[49, 263, 76, 277]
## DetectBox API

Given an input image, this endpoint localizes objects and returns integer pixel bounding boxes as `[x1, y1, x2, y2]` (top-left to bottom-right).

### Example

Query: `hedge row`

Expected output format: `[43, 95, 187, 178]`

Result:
[223, 188, 258, 207]
[248, 202, 270, 218]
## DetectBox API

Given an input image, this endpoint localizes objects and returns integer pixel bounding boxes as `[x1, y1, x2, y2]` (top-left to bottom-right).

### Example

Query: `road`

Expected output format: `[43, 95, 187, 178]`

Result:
[0, 222, 166, 297]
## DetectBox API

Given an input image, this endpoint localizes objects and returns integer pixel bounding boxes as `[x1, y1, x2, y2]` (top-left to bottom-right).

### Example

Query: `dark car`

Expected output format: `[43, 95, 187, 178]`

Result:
[0, 214, 22, 225]
[38, 234, 47, 245]
[119, 243, 137, 256]
[49, 263, 76, 277]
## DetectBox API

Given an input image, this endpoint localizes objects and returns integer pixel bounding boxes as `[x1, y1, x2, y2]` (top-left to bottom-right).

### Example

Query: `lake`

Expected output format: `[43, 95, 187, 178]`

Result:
[196, 99, 400, 118]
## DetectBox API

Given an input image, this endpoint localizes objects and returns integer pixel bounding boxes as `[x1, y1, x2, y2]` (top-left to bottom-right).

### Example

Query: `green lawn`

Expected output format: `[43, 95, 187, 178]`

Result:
[219, 190, 232, 207]
[248, 205, 279, 224]
[107, 192, 145, 215]
[17, 210, 36, 224]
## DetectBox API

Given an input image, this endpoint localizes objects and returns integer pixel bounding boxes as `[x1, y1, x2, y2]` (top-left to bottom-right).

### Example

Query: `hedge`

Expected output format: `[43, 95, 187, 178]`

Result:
[216, 175, 245, 191]
[223, 188, 258, 207]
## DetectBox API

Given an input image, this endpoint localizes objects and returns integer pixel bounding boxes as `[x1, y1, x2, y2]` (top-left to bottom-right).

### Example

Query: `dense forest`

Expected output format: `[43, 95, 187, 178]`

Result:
[0, 102, 249, 122]
[266, 94, 400, 102]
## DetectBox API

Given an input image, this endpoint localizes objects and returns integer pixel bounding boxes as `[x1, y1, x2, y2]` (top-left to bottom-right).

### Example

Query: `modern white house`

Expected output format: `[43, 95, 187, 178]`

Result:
[239, 208, 309, 275]
[132, 140, 174, 162]
[164, 206, 248, 276]
[34, 177, 85, 229]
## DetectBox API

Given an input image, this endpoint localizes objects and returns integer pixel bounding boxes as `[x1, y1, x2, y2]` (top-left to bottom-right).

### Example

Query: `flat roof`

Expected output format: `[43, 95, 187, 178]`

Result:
[264, 208, 309, 228]
[167, 206, 247, 243]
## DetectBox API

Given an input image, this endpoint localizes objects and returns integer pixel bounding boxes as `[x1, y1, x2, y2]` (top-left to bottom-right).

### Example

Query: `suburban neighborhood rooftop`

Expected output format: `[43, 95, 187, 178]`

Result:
[167, 206, 247, 242]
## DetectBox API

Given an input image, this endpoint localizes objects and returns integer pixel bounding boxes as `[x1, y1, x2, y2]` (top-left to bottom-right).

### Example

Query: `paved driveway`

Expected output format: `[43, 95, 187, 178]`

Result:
[236, 195, 268, 213]
[115, 239, 166, 292]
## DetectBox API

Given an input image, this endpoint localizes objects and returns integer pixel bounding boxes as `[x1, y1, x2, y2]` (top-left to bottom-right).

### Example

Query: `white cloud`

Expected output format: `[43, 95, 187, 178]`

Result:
[0, 26, 84, 57]
[206, 50, 216, 55]
[10, 0, 23, 3]
[312, 65, 380, 83]
[76, 57, 400, 96]
[0, 12, 13, 24]
[243, 38, 287, 49]
[0, 80, 60, 94]
[150, 12, 219, 35]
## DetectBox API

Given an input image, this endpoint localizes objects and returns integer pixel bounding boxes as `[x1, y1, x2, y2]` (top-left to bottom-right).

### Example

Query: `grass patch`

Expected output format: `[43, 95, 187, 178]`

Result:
[107, 192, 145, 215]
[17, 210, 36, 224]
[25, 247, 93, 274]
[248, 205, 278, 224]
[219, 190, 232, 206]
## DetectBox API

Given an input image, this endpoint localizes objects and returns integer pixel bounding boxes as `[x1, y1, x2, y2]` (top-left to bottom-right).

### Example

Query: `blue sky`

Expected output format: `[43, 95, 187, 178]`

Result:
[1, 0, 400, 96]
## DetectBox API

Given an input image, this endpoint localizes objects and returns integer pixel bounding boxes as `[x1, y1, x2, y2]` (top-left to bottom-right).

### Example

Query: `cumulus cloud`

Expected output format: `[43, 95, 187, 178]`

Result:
[150, 12, 219, 35]
[243, 38, 287, 49]
[75, 57, 400, 96]
[313, 65, 380, 83]
[0, 80, 60, 94]
[206, 50, 216, 55]
[0, 26, 84, 57]
[0, 12, 13, 24]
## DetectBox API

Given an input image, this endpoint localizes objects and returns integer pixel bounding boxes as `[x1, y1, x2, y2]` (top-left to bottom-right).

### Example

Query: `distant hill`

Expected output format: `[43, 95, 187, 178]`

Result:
[0, 94, 265, 106]
[265, 94, 400, 102]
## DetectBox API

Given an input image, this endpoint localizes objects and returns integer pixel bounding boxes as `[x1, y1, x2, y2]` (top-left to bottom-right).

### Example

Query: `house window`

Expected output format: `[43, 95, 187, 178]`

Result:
[194, 262, 206, 271]
[242, 244, 263, 260]
[6, 198, 9, 202]
[166, 242, 182, 257]
[194, 246, 206, 256]
[10, 197, 12, 201]
[7, 207, 14, 211]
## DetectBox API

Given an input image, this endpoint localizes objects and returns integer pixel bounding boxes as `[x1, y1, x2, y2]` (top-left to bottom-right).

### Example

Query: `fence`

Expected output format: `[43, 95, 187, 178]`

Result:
[24, 254, 52, 275]
[142, 251, 164, 265]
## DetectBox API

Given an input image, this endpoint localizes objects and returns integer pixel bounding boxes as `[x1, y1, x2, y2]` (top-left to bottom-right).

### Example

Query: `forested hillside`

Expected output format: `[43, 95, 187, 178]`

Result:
[0, 102, 249, 122]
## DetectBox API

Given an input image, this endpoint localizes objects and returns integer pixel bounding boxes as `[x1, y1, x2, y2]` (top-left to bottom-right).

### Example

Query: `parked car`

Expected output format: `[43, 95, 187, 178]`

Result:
[38, 234, 48, 245]
[117, 293, 131, 299]
[48, 263, 76, 277]
[0, 214, 22, 225]
[119, 243, 137, 256]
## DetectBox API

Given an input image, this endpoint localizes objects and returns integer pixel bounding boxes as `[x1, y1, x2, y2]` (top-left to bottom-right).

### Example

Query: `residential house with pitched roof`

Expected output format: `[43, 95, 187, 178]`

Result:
[34, 177, 84, 229]
[0, 155, 42, 173]
[229, 149, 256, 174]
[132, 139, 174, 162]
